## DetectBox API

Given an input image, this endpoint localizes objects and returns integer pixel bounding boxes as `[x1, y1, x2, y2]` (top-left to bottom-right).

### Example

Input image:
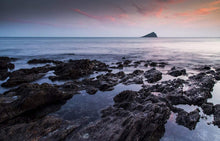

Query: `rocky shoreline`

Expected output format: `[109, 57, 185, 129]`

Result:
[0, 57, 220, 141]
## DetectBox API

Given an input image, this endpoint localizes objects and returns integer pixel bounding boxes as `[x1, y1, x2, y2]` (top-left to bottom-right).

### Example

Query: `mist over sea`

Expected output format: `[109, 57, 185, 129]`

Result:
[1, 37, 220, 67]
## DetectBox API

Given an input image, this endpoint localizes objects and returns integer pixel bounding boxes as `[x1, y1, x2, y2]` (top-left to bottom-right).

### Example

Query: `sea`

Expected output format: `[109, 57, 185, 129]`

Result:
[0, 37, 220, 141]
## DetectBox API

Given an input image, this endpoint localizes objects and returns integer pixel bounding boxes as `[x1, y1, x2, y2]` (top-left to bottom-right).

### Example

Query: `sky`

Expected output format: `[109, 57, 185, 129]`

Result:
[0, 0, 220, 37]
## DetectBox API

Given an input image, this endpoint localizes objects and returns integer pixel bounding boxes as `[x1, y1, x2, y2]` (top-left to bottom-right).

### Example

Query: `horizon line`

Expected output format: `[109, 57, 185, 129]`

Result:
[0, 36, 220, 38]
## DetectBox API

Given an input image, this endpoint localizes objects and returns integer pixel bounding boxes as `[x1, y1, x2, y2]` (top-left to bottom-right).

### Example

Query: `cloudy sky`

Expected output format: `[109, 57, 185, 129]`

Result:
[0, 0, 220, 37]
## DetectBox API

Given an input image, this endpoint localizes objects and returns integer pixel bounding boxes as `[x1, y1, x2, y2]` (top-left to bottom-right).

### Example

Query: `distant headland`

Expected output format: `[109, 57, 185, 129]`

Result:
[142, 32, 158, 38]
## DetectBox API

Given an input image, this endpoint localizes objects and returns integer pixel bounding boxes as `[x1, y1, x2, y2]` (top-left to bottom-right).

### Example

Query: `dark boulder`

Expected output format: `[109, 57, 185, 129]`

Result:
[123, 60, 132, 66]
[213, 104, 220, 127]
[144, 68, 162, 83]
[195, 65, 211, 71]
[121, 70, 144, 85]
[176, 109, 200, 130]
[166, 94, 190, 105]
[168, 67, 186, 77]
[201, 103, 214, 115]
[86, 87, 98, 95]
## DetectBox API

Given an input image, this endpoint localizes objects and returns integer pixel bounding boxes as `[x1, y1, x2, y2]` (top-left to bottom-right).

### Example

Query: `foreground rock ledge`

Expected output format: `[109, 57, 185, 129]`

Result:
[0, 115, 79, 141]
[0, 56, 15, 80]
[68, 91, 171, 141]
[0, 83, 73, 123]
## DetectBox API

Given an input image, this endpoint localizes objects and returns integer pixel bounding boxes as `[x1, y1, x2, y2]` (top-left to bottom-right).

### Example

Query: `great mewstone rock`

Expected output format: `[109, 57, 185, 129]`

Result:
[142, 32, 158, 38]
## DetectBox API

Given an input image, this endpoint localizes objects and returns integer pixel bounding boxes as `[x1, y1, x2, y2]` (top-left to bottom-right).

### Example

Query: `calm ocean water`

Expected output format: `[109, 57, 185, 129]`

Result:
[0, 37, 220, 68]
[0, 37, 220, 140]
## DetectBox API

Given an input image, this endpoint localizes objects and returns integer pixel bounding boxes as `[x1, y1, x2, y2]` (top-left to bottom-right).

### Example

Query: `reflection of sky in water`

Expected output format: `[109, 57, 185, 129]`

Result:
[51, 84, 142, 122]
[209, 82, 220, 105]
[161, 111, 220, 141]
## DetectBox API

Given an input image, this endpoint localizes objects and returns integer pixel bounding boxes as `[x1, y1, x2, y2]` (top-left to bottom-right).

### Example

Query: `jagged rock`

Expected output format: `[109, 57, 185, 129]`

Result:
[195, 65, 211, 71]
[49, 59, 108, 81]
[201, 103, 214, 115]
[68, 90, 170, 141]
[0, 83, 73, 123]
[121, 70, 144, 85]
[186, 73, 215, 105]
[213, 104, 220, 127]
[141, 79, 185, 94]
[214, 71, 220, 80]
[28, 59, 62, 64]
[143, 61, 168, 68]
[86, 87, 98, 95]
[0, 115, 79, 141]
[150, 62, 157, 67]
[166, 94, 190, 105]
[158, 62, 168, 68]
[1, 65, 51, 87]
[144, 68, 162, 83]
[0, 57, 15, 80]
[81, 71, 126, 91]
[123, 60, 132, 66]
[176, 109, 200, 130]
[168, 67, 186, 77]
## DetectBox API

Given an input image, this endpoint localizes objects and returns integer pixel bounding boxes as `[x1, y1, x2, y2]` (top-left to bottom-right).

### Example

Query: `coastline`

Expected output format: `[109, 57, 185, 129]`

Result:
[0, 55, 220, 140]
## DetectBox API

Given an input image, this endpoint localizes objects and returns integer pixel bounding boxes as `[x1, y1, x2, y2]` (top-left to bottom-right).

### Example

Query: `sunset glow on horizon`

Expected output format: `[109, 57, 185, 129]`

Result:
[0, 0, 220, 37]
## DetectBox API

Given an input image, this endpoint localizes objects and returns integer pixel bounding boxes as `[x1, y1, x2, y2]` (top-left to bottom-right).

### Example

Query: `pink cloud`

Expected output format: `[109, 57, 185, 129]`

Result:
[156, 8, 163, 17]
[176, 7, 220, 17]
[209, 0, 220, 6]
[196, 7, 220, 15]
[106, 16, 116, 22]
[131, 0, 184, 17]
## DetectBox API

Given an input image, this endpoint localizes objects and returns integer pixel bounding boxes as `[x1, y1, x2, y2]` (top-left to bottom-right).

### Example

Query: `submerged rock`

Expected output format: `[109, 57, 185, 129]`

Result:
[144, 68, 162, 83]
[1, 65, 51, 87]
[0, 83, 73, 123]
[86, 87, 98, 95]
[176, 109, 200, 130]
[195, 65, 211, 71]
[27, 59, 62, 64]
